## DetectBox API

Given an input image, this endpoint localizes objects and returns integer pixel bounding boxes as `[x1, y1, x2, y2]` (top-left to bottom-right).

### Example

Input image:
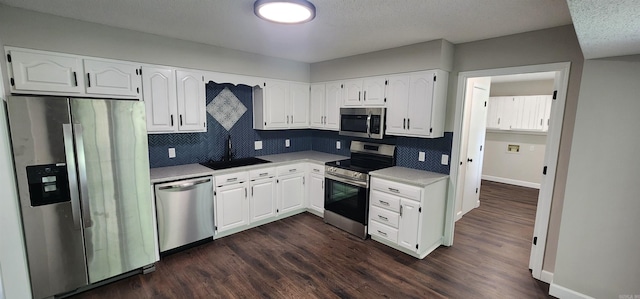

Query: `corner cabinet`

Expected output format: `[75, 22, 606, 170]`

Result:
[142, 66, 207, 133]
[253, 80, 309, 130]
[385, 70, 448, 138]
[5, 47, 141, 99]
[368, 175, 448, 259]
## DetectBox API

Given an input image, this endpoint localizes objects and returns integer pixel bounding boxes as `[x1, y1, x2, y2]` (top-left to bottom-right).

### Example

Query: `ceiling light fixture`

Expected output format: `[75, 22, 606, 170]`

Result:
[254, 0, 316, 24]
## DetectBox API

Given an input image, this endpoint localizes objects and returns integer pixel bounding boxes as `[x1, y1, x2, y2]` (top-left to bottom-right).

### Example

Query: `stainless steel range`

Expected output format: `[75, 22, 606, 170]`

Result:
[324, 141, 396, 239]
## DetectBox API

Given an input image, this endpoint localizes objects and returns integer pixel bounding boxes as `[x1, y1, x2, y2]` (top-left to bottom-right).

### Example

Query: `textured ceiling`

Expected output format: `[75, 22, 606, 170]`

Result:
[0, 0, 573, 63]
[568, 0, 640, 59]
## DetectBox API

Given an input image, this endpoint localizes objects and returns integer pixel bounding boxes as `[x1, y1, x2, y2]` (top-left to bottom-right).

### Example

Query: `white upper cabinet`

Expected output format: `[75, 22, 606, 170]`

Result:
[342, 76, 387, 107]
[486, 95, 553, 132]
[176, 70, 207, 132]
[7, 48, 84, 94]
[6, 47, 142, 99]
[253, 80, 310, 130]
[309, 82, 340, 131]
[84, 59, 141, 97]
[143, 66, 207, 134]
[385, 70, 448, 138]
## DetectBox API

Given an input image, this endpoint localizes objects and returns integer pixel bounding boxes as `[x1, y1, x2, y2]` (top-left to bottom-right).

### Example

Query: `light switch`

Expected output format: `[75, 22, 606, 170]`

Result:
[336, 141, 341, 149]
[441, 154, 449, 165]
[168, 148, 176, 158]
[254, 141, 263, 150]
[285, 139, 290, 148]
[418, 151, 426, 162]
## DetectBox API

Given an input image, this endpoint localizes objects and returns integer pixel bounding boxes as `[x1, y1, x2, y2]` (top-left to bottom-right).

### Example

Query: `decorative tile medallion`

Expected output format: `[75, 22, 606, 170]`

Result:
[207, 87, 247, 131]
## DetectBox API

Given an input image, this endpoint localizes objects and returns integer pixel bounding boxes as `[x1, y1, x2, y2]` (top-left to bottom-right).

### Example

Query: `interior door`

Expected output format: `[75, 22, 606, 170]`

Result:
[461, 83, 490, 216]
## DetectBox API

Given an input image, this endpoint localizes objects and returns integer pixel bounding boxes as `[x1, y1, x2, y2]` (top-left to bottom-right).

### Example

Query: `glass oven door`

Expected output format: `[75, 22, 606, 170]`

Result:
[324, 174, 369, 224]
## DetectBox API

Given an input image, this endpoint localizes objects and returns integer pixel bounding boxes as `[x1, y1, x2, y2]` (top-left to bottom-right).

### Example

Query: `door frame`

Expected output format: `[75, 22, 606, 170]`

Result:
[447, 62, 570, 282]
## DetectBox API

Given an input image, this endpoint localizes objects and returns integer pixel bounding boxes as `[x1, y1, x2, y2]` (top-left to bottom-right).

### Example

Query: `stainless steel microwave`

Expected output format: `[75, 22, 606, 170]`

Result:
[339, 107, 385, 139]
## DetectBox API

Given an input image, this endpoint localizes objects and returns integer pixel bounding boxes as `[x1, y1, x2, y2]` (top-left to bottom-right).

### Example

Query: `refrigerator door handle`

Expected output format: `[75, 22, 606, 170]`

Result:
[63, 124, 82, 230]
[73, 124, 92, 229]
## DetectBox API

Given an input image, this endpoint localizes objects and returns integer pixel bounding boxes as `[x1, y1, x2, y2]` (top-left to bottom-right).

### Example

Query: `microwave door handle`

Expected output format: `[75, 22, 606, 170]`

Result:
[366, 114, 372, 137]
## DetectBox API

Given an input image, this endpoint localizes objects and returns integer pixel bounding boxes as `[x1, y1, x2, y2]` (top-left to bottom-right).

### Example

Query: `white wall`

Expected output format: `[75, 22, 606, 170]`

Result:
[490, 79, 554, 96]
[482, 132, 546, 188]
[551, 57, 640, 298]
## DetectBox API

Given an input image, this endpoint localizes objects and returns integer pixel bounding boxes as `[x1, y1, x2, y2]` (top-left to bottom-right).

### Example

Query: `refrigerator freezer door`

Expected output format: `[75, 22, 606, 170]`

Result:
[6, 96, 88, 299]
[69, 98, 156, 283]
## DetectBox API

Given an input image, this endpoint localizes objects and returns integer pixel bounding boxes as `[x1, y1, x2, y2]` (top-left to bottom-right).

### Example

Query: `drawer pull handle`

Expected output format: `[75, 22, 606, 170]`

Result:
[313, 168, 320, 172]
[378, 215, 388, 221]
[377, 230, 387, 236]
[289, 169, 297, 172]
[388, 188, 399, 193]
[227, 178, 238, 182]
[259, 172, 268, 177]
[379, 200, 390, 206]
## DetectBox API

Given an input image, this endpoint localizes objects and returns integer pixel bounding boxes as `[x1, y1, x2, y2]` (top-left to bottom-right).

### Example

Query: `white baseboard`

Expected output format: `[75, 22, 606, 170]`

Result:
[540, 270, 554, 284]
[549, 283, 595, 299]
[481, 175, 541, 189]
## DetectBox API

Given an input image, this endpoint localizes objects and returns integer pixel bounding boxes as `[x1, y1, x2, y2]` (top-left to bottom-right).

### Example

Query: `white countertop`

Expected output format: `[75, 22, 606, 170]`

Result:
[150, 151, 347, 184]
[369, 166, 449, 187]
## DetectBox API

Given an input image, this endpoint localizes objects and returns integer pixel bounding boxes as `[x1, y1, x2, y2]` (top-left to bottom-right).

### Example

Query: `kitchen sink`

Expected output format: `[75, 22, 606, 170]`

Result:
[200, 157, 271, 170]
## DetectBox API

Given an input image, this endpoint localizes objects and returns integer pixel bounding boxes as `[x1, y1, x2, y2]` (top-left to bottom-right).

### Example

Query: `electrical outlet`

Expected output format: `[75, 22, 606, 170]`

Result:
[285, 139, 290, 148]
[254, 141, 263, 150]
[418, 151, 425, 162]
[168, 148, 176, 158]
[336, 141, 341, 149]
[441, 154, 449, 165]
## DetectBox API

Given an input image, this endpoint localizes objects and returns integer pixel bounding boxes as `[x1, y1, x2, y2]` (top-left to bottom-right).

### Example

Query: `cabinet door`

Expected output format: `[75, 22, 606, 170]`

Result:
[216, 183, 248, 233]
[398, 198, 421, 252]
[385, 74, 410, 135]
[250, 179, 277, 223]
[541, 95, 553, 132]
[407, 72, 435, 136]
[84, 59, 141, 97]
[325, 82, 342, 130]
[498, 97, 515, 130]
[279, 174, 305, 214]
[289, 82, 309, 128]
[308, 173, 324, 214]
[9, 49, 84, 93]
[142, 66, 177, 133]
[264, 80, 289, 129]
[363, 76, 386, 106]
[342, 79, 363, 106]
[486, 97, 501, 129]
[309, 84, 326, 128]
[176, 70, 206, 132]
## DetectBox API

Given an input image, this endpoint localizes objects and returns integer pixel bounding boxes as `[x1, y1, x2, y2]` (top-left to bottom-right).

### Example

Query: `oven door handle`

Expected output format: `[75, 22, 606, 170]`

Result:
[325, 173, 368, 188]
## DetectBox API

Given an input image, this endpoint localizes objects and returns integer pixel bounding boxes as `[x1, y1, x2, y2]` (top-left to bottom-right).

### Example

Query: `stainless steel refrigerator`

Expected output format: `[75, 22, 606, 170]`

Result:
[6, 96, 157, 299]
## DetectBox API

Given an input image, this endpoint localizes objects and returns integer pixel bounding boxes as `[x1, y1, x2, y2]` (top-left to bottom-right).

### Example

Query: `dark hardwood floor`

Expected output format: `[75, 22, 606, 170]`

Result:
[73, 180, 551, 298]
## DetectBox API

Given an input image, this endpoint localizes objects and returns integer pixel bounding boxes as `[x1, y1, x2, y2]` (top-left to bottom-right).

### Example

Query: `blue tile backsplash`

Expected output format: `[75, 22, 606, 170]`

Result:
[148, 83, 452, 174]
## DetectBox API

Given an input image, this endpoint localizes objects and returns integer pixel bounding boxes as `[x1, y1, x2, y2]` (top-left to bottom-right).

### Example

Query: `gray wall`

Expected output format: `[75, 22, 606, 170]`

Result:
[490, 79, 555, 96]
[552, 57, 640, 298]
[451, 25, 584, 274]
[0, 5, 309, 83]
[310, 39, 454, 82]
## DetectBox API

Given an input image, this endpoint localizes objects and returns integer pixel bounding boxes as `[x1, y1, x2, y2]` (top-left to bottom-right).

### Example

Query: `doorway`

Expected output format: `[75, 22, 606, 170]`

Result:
[447, 62, 570, 283]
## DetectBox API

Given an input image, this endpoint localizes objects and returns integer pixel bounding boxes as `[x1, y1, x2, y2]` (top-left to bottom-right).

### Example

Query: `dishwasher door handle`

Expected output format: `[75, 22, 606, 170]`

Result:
[158, 178, 211, 190]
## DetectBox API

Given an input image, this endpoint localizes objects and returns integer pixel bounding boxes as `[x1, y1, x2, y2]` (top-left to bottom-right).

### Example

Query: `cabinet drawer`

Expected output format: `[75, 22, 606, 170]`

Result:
[369, 221, 398, 243]
[371, 177, 421, 200]
[250, 167, 275, 179]
[215, 171, 248, 187]
[369, 206, 399, 228]
[370, 190, 400, 212]
[307, 163, 325, 175]
[277, 163, 304, 176]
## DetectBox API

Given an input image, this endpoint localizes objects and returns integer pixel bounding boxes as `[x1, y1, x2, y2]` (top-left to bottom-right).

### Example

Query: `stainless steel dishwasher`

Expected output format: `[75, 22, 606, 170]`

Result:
[155, 176, 214, 252]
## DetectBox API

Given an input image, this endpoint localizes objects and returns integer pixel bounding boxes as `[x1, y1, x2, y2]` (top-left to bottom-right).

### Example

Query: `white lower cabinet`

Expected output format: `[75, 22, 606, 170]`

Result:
[307, 164, 325, 216]
[369, 176, 447, 259]
[277, 164, 306, 215]
[249, 168, 277, 223]
[214, 172, 249, 234]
